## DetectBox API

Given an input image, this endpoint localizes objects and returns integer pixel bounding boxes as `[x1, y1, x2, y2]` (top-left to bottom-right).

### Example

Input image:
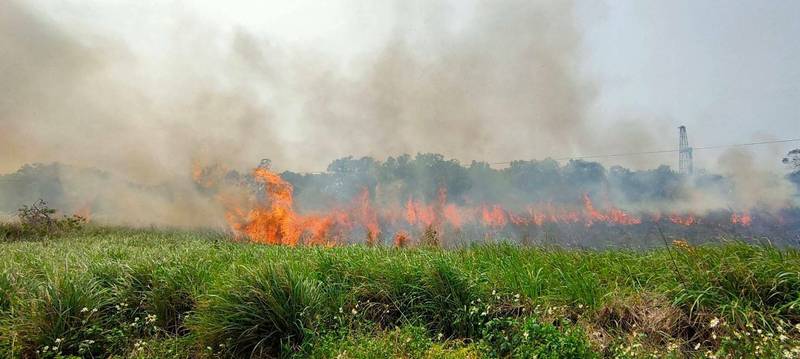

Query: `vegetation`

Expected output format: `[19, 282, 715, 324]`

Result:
[10, 150, 800, 217]
[0, 199, 86, 242]
[0, 228, 799, 358]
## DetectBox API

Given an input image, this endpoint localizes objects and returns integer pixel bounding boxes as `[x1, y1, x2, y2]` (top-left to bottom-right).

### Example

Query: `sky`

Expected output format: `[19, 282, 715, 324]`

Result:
[5, 0, 800, 174]
[579, 1, 800, 169]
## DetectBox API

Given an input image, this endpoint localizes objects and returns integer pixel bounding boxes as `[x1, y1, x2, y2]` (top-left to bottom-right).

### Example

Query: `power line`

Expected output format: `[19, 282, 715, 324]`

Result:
[490, 137, 800, 165]
[694, 138, 800, 150]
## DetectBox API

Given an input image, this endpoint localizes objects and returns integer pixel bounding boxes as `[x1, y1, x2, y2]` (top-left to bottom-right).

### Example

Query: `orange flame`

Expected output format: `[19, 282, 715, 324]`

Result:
[582, 193, 641, 226]
[481, 205, 507, 228]
[220, 167, 750, 247]
[394, 231, 410, 248]
[668, 214, 696, 226]
[731, 212, 752, 226]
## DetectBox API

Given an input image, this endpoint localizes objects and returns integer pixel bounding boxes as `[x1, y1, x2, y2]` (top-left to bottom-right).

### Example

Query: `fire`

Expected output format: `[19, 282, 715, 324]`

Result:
[73, 202, 92, 221]
[394, 231, 410, 247]
[229, 168, 299, 245]
[224, 167, 388, 246]
[481, 205, 507, 228]
[668, 214, 696, 226]
[355, 189, 381, 245]
[582, 194, 641, 225]
[443, 204, 462, 228]
[216, 166, 763, 247]
[731, 212, 752, 226]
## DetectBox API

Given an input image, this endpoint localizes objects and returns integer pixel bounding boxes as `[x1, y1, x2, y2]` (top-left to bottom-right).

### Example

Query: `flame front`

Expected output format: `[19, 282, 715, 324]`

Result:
[220, 167, 754, 246]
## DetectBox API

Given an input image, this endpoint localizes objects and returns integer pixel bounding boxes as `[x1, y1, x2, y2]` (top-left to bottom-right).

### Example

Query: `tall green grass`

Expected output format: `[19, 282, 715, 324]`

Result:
[0, 228, 798, 357]
[192, 263, 324, 357]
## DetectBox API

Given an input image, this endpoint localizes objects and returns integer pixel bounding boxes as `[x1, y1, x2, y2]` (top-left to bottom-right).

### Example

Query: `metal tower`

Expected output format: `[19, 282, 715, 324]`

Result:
[678, 126, 693, 175]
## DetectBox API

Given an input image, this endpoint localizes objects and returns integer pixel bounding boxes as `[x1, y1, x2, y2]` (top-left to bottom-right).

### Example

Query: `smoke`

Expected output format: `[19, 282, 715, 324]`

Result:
[1, 0, 613, 171]
[717, 148, 796, 211]
[0, 0, 795, 227]
[294, 0, 596, 163]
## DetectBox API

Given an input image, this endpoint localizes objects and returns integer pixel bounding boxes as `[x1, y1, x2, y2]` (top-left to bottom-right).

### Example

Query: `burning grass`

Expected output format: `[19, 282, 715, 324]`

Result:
[0, 228, 799, 357]
[211, 166, 798, 249]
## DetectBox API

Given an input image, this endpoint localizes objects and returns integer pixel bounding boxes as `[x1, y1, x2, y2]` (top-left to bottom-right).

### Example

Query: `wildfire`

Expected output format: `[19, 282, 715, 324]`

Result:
[73, 202, 92, 221]
[216, 166, 757, 246]
[668, 214, 697, 226]
[582, 194, 641, 225]
[731, 212, 752, 226]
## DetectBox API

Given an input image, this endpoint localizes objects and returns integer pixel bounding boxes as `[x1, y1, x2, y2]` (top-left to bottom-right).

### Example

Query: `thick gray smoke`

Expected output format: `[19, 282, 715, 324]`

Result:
[0, 0, 794, 226]
[0, 0, 618, 173]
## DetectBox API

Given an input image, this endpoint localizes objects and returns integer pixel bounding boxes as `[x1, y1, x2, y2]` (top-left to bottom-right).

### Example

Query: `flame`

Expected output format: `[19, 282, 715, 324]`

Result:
[582, 193, 641, 225]
[224, 168, 386, 246]
[73, 202, 92, 221]
[394, 231, 410, 248]
[731, 212, 752, 226]
[233, 168, 300, 245]
[219, 167, 765, 247]
[443, 204, 462, 228]
[668, 214, 696, 226]
[355, 189, 381, 245]
[481, 205, 507, 228]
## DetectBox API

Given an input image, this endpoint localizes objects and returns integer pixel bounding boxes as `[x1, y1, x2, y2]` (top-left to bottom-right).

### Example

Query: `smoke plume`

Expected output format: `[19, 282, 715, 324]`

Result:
[0, 0, 795, 228]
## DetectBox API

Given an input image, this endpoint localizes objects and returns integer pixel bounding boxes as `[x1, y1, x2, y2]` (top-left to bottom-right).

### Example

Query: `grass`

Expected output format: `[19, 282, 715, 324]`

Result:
[0, 227, 798, 357]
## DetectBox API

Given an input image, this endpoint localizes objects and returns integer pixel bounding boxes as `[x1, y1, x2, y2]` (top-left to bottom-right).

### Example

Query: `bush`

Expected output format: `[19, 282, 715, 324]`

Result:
[482, 316, 596, 358]
[11, 272, 116, 358]
[191, 263, 324, 357]
[418, 260, 483, 338]
[1, 200, 86, 241]
[117, 260, 207, 336]
[299, 325, 434, 359]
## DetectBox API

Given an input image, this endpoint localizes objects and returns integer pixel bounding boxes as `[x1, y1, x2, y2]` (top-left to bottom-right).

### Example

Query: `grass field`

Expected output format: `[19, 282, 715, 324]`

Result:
[1, 228, 800, 358]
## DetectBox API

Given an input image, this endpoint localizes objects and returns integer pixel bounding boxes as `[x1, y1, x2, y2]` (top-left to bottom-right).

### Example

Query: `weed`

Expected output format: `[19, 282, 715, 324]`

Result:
[191, 263, 324, 357]
[482, 316, 595, 358]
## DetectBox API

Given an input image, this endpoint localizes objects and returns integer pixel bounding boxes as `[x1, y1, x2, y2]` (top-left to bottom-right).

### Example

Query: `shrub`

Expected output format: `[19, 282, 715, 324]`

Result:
[418, 260, 483, 338]
[299, 325, 434, 358]
[1, 200, 86, 241]
[11, 272, 115, 358]
[191, 264, 324, 357]
[117, 260, 208, 336]
[481, 316, 596, 358]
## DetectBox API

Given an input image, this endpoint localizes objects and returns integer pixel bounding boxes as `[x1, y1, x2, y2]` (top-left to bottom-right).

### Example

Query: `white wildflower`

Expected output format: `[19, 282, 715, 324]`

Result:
[709, 317, 720, 328]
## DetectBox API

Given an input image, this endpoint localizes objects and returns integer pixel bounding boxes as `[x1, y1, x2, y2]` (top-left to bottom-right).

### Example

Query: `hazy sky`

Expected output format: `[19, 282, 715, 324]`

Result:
[579, 1, 800, 169]
[8, 0, 800, 173]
